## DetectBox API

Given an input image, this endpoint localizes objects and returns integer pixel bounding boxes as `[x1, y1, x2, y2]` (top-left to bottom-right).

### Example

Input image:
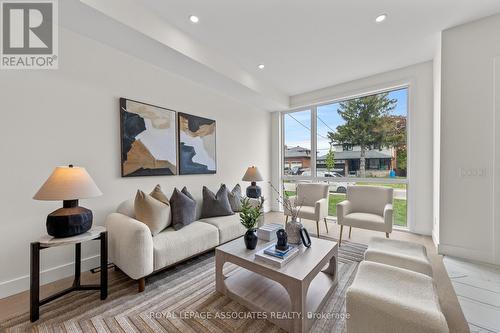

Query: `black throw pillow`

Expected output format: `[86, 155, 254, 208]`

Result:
[201, 184, 235, 218]
[170, 187, 197, 230]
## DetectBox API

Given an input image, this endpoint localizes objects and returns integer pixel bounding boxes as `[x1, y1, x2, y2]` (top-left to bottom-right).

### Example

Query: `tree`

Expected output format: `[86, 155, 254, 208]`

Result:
[380, 115, 407, 174]
[328, 93, 397, 177]
[325, 147, 335, 173]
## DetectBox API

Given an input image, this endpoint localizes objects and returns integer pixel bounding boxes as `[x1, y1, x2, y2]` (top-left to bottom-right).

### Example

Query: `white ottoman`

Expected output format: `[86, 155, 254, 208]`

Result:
[364, 237, 433, 277]
[346, 261, 449, 333]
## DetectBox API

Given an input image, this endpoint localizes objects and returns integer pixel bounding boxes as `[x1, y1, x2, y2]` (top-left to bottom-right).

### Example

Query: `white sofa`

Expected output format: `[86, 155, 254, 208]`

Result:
[105, 198, 259, 292]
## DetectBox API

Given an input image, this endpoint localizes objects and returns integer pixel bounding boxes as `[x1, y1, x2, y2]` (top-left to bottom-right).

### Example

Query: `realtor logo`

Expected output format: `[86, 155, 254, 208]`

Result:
[1, 0, 58, 69]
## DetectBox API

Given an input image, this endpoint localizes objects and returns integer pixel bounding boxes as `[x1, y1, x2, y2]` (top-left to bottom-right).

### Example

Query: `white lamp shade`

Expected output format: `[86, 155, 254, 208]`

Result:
[242, 166, 263, 182]
[33, 166, 103, 201]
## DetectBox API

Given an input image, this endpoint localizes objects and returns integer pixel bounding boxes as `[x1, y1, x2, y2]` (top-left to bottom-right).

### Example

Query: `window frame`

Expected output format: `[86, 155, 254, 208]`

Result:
[280, 84, 410, 228]
[281, 84, 409, 185]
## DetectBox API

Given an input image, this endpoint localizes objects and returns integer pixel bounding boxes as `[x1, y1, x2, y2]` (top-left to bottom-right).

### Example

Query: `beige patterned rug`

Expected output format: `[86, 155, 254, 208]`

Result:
[1, 238, 366, 333]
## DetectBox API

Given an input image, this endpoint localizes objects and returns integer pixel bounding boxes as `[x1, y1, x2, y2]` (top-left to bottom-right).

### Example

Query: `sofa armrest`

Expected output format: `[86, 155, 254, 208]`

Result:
[336, 200, 352, 225]
[105, 213, 154, 280]
[315, 198, 329, 219]
[383, 203, 394, 232]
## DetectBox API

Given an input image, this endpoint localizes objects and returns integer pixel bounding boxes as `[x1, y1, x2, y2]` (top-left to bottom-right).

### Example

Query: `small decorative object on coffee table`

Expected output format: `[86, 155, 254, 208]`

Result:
[276, 229, 288, 251]
[30, 226, 108, 322]
[257, 223, 283, 241]
[239, 198, 263, 249]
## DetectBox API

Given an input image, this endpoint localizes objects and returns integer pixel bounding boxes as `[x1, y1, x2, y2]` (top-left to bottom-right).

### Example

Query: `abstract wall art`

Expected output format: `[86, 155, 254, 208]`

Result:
[120, 98, 177, 177]
[178, 112, 216, 175]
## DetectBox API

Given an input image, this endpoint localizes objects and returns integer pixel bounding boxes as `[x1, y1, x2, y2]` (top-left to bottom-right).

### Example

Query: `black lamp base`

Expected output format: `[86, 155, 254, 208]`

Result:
[246, 182, 262, 199]
[46, 200, 93, 238]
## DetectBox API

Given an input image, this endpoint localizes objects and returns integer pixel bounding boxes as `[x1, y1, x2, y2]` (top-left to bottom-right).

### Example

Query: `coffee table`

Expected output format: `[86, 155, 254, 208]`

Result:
[215, 237, 338, 333]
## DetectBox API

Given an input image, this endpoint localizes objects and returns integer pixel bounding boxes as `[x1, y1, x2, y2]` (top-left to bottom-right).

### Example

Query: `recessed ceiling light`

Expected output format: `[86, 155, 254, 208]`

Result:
[189, 15, 199, 23]
[375, 13, 387, 23]
[258, 64, 265, 70]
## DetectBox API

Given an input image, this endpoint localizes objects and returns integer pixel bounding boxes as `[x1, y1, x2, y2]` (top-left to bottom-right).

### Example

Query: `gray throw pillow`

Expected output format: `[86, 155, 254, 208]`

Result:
[170, 187, 197, 230]
[201, 184, 235, 218]
[227, 184, 243, 212]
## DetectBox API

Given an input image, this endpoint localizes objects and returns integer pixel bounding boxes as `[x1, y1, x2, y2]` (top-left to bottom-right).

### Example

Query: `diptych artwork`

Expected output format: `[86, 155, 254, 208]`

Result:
[178, 112, 217, 175]
[120, 98, 177, 177]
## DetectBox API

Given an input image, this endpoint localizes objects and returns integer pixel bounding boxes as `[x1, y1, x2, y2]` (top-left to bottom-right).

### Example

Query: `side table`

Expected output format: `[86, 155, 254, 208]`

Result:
[30, 226, 108, 322]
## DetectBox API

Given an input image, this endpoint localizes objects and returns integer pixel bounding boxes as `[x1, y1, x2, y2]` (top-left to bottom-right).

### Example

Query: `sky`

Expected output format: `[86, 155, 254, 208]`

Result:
[284, 88, 408, 156]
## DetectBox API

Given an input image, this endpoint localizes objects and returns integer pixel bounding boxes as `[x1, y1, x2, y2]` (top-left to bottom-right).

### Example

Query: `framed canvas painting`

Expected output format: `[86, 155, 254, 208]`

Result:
[178, 112, 216, 175]
[120, 98, 177, 177]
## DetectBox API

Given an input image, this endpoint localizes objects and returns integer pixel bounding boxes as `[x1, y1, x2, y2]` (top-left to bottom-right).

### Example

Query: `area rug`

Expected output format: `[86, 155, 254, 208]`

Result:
[0, 240, 366, 333]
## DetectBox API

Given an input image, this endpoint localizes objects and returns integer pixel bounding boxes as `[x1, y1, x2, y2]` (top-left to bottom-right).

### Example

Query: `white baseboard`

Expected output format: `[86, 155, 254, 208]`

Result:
[438, 243, 494, 265]
[0, 255, 100, 299]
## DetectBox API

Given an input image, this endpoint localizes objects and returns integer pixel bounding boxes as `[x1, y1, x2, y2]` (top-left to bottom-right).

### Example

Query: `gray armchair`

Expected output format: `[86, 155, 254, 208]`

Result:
[337, 186, 393, 246]
[284, 183, 330, 238]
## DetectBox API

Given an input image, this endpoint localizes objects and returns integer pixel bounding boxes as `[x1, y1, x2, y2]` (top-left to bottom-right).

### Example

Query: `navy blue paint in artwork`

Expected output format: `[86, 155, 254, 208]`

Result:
[178, 112, 217, 175]
[120, 110, 146, 163]
[179, 143, 214, 174]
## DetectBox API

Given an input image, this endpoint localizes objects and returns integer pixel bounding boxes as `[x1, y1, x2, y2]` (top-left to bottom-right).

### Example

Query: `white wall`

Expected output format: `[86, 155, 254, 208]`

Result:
[433, 33, 442, 246]
[439, 14, 500, 265]
[0, 28, 272, 298]
[288, 62, 435, 235]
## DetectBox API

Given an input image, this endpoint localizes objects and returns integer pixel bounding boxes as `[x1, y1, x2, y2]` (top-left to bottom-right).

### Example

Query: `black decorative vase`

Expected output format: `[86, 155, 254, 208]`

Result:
[244, 229, 258, 250]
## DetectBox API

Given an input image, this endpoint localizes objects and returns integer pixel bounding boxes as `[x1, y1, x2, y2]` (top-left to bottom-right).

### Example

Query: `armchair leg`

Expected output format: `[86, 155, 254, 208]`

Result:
[285, 215, 288, 225]
[316, 220, 320, 238]
[349, 226, 352, 238]
[324, 218, 329, 234]
[386, 232, 389, 238]
[138, 278, 145, 293]
[339, 225, 343, 246]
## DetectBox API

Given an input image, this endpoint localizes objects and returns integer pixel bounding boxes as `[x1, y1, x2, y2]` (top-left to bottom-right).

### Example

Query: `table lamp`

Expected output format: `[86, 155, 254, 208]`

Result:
[242, 166, 263, 198]
[33, 165, 102, 238]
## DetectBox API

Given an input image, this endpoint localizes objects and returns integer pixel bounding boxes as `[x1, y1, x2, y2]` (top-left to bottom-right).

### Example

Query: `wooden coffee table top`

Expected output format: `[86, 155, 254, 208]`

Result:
[216, 236, 338, 281]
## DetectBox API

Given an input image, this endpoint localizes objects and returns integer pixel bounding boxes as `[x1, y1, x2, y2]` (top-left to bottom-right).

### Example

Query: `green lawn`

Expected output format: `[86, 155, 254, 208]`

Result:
[328, 194, 407, 227]
[355, 182, 407, 189]
[284, 192, 407, 227]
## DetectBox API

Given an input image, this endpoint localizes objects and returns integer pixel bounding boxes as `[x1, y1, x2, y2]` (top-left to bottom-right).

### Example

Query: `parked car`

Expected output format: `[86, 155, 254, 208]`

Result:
[298, 170, 353, 193]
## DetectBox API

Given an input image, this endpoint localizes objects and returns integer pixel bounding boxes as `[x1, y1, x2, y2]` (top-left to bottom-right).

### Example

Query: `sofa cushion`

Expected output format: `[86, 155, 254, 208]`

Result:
[199, 214, 246, 244]
[117, 199, 135, 218]
[365, 237, 433, 277]
[343, 212, 386, 232]
[150, 184, 169, 205]
[152, 221, 219, 269]
[201, 184, 234, 218]
[170, 187, 197, 230]
[134, 189, 171, 236]
[227, 184, 243, 212]
[347, 261, 448, 333]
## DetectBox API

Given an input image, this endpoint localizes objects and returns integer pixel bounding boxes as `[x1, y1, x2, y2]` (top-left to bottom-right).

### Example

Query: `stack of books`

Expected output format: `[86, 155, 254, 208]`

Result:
[256, 224, 283, 241]
[255, 244, 299, 268]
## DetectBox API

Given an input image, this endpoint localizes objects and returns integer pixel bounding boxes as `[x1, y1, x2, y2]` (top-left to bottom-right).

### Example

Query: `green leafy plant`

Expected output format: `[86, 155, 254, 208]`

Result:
[239, 198, 263, 231]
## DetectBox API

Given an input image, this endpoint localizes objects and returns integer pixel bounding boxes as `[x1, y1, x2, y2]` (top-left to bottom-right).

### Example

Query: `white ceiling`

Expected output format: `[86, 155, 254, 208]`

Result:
[141, 0, 500, 96]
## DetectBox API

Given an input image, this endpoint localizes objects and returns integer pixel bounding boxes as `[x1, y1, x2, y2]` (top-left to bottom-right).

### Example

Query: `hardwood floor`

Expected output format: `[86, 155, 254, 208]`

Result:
[444, 256, 500, 332]
[0, 212, 469, 333]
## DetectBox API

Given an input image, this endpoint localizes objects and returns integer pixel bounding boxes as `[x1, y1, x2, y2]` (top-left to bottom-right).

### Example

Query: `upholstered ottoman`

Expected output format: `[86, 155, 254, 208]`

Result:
[346, 261, 448, 333]
[364, 237, 433, 277]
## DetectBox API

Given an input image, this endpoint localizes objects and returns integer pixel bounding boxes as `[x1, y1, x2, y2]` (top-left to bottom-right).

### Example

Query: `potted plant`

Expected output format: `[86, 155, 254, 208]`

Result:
[239, 198, 263, 249]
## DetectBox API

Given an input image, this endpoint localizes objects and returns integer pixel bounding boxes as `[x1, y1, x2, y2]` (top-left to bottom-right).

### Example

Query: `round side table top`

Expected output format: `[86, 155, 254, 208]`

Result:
[38, 226, 106, 247]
